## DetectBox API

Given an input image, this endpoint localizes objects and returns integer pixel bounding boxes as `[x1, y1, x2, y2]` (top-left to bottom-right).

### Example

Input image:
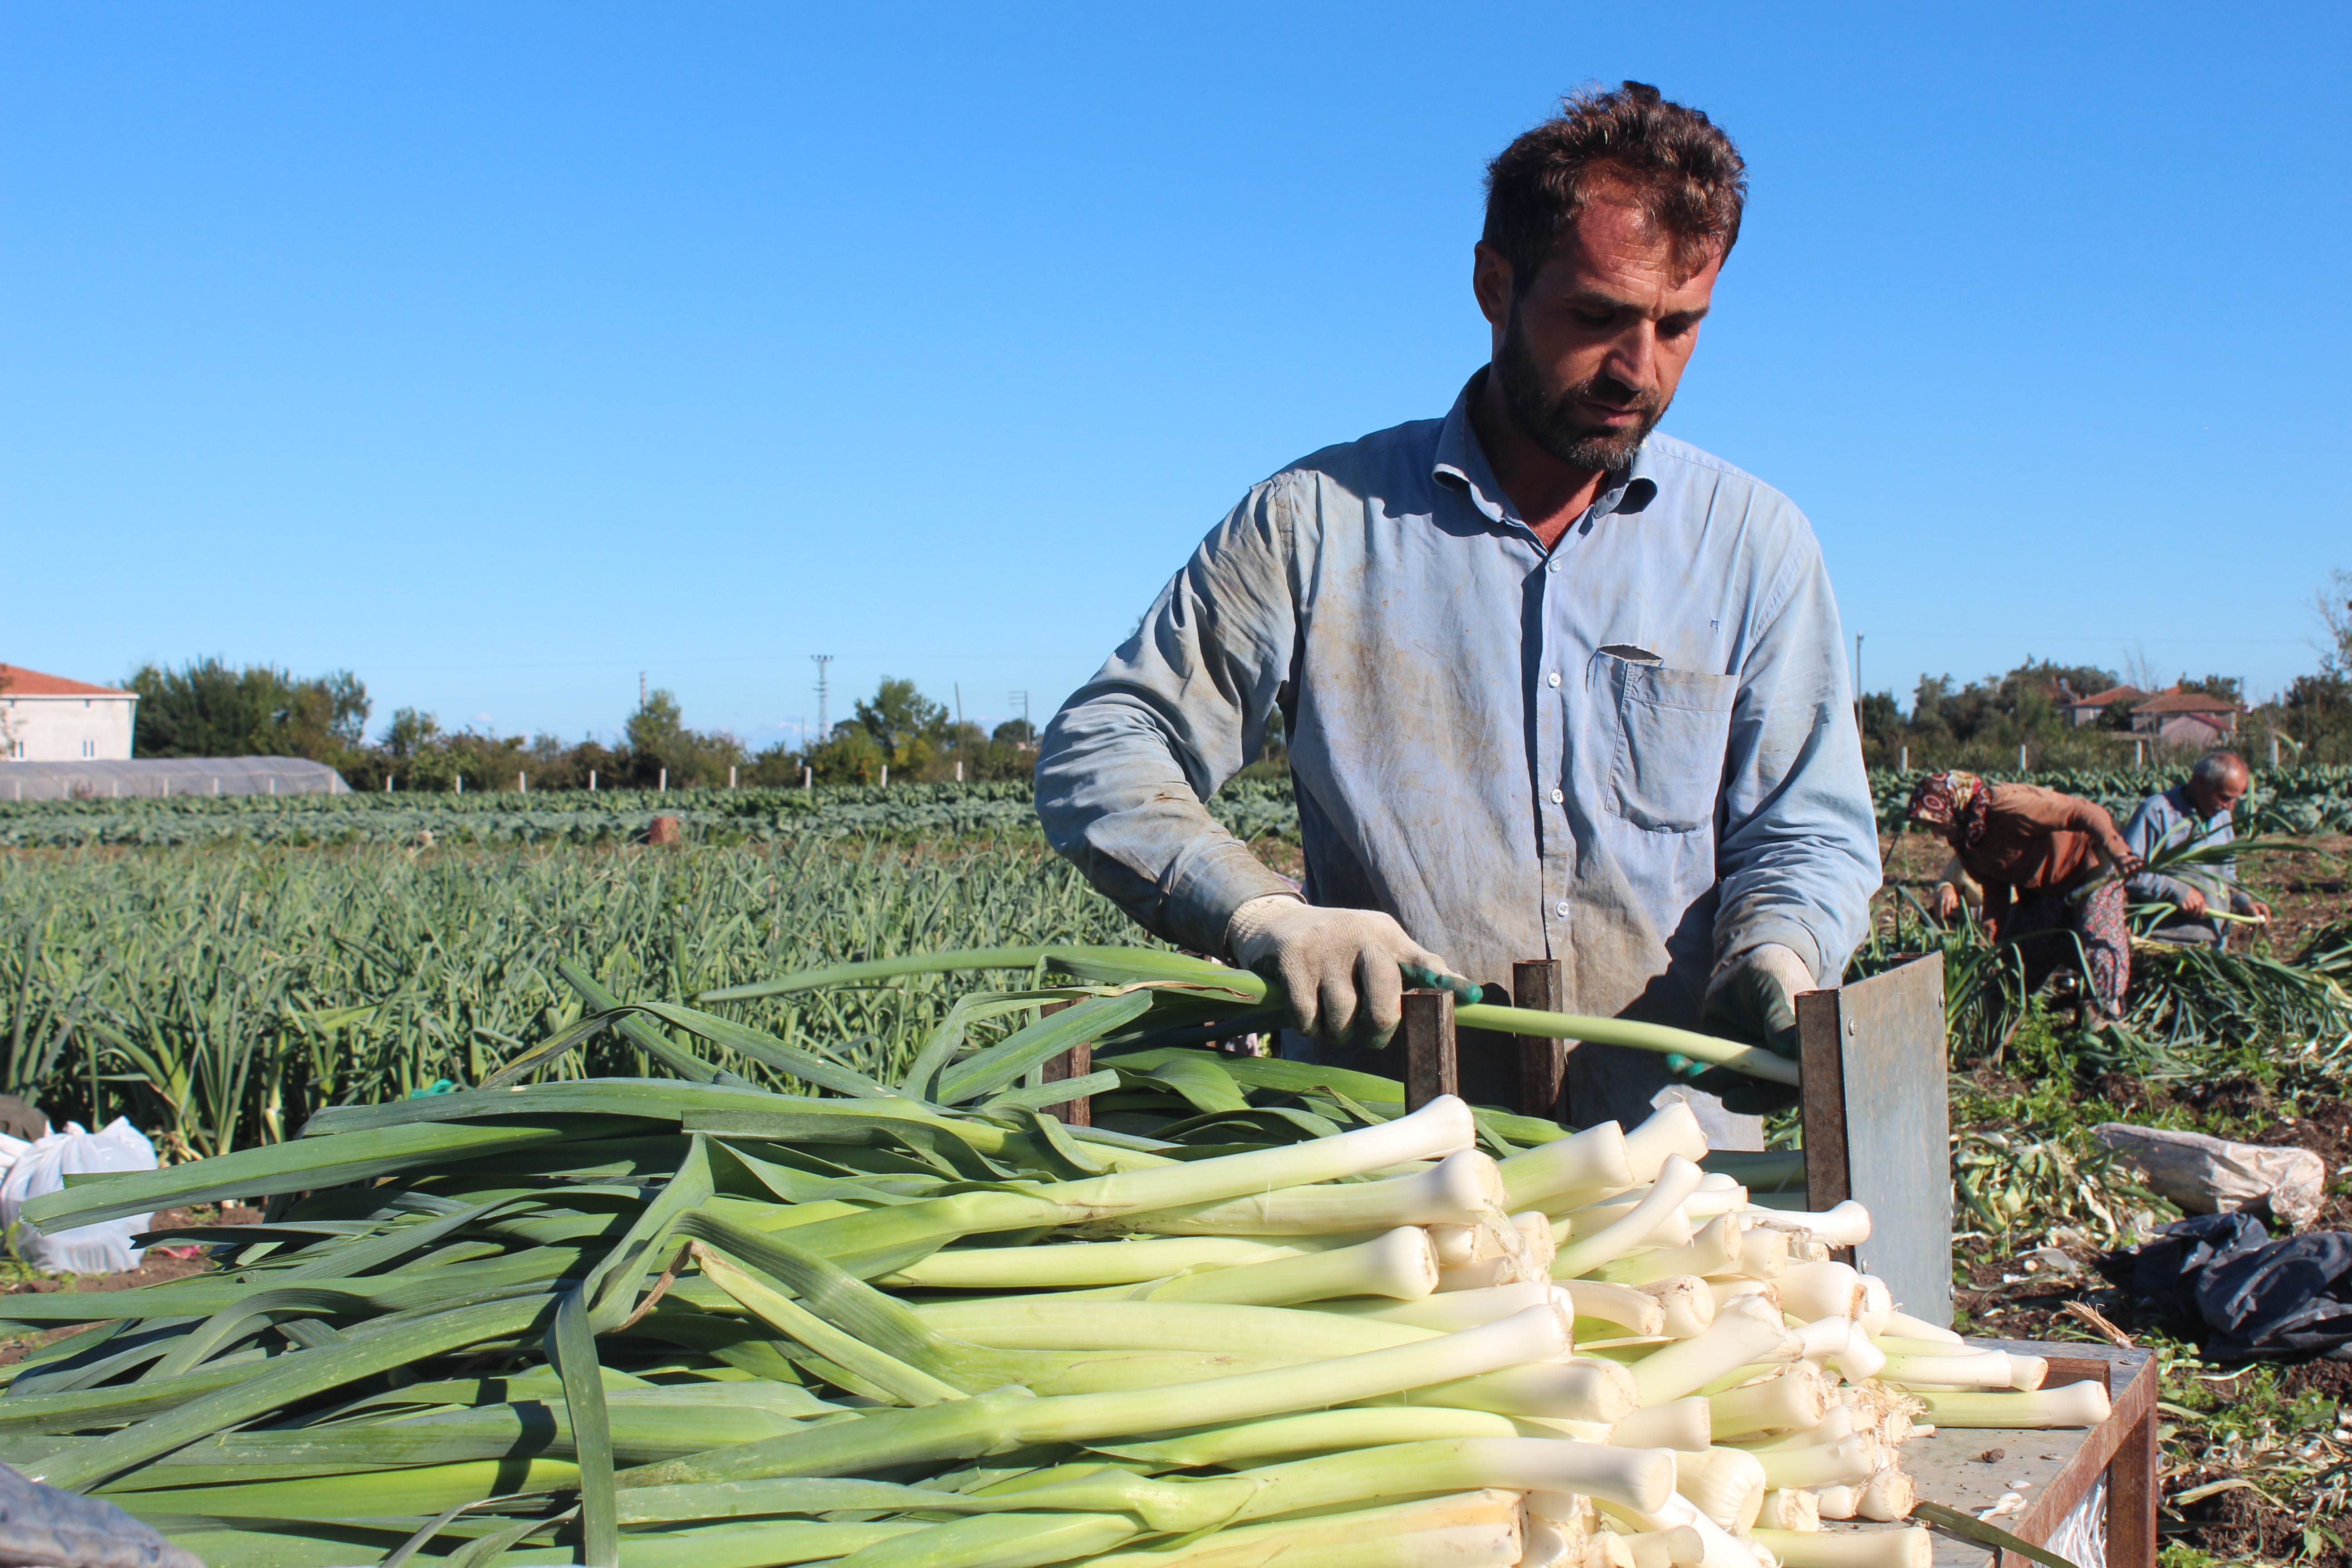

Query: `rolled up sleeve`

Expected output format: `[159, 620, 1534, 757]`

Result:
[1710, 540, 1882, 985]
[1035, 482, 1303, 955]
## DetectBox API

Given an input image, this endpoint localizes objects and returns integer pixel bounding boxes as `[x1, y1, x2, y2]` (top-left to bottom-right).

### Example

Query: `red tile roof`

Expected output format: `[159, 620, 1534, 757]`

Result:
[0, 664, 132, 698]
[2134, 689, 2241, 715]
[2068, 685, 2149, 707]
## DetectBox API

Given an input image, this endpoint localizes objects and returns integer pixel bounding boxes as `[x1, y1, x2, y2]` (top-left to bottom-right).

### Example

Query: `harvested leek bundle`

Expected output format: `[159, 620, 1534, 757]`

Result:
[0, 944, 2104, 1567]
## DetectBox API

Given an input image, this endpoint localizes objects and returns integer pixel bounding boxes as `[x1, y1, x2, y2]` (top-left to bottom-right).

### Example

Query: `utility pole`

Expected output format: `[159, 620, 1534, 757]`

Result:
[812, 655, 834, 739]
[639, 671, 647, 710]
[1009, 690, 1030, 740]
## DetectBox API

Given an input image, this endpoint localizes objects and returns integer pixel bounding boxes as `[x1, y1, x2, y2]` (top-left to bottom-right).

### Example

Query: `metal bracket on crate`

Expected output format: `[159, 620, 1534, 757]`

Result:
[1400, 989, 1457, 1110]
[1797, 951, 1952, 1327]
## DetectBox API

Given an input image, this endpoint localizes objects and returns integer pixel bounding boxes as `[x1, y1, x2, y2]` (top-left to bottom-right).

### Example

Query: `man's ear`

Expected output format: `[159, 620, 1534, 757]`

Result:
[1471, 243, 1514, 330]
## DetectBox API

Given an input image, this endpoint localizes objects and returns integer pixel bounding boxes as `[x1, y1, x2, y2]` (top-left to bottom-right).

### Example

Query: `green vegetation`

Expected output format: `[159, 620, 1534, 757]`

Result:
[0, 838, 1152, 1159]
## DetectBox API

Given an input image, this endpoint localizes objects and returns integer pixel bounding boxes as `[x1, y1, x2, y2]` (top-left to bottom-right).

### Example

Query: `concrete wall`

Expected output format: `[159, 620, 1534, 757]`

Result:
[0, 695, 138, 761]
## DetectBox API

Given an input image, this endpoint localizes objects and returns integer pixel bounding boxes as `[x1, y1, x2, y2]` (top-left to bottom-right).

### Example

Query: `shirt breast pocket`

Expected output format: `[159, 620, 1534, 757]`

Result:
[1595, 653, 1738, 834]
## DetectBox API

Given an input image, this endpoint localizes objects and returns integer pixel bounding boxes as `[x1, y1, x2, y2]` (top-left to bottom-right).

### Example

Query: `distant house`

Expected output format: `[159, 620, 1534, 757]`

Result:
[2128, 688, 2242, 748]
[2062, 684, 2149, 727]
[0, 664, 137, 761]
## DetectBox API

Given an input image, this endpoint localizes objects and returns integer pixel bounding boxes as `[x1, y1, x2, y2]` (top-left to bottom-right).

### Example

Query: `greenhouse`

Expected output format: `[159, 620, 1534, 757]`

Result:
[0, 756, 349, 801]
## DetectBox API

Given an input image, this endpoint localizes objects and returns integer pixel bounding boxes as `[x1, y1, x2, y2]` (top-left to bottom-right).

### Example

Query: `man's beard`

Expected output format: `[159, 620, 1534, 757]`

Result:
[1495, 305, 1665, 473]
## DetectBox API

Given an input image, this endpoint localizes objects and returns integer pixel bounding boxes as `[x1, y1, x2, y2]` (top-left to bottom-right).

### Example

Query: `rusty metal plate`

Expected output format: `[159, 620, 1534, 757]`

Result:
[1801, 953, 1952, 1328]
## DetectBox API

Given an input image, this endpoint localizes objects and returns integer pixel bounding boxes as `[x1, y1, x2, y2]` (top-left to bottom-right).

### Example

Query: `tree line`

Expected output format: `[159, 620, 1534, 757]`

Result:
[126, 662, 1044, 792]
[1856, 568, 2352, 769]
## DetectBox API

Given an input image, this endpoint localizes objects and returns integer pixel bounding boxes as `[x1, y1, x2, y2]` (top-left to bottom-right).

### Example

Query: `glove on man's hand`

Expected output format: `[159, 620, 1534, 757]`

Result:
[1225, 896, 1475, 1048]
[1681, 943, 1818, 1116]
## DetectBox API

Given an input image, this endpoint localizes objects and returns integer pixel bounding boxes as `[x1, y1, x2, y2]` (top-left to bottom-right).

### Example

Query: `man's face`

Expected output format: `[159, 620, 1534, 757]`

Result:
[2188, 766, 2249, 818]
[1475, 193, 1722, 472]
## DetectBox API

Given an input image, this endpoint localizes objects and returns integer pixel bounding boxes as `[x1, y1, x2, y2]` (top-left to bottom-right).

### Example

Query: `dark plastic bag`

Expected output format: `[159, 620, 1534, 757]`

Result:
[2107, 1212, 2352, 1360]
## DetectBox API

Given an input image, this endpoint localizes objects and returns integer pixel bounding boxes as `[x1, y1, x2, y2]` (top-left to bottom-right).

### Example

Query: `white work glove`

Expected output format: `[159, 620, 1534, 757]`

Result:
[1225, 895, 1475, 1047]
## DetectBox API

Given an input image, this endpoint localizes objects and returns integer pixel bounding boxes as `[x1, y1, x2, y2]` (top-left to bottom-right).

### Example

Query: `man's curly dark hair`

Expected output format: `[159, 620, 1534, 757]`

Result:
[1482, 81, 1748, 289]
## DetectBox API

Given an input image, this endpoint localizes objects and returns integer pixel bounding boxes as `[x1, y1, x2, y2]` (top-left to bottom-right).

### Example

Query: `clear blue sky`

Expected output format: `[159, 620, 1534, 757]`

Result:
[7, 3, 2347, 749]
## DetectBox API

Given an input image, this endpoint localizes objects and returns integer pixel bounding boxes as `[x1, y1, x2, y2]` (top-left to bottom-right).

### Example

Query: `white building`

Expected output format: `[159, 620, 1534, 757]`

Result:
[0, 664, 139, 762]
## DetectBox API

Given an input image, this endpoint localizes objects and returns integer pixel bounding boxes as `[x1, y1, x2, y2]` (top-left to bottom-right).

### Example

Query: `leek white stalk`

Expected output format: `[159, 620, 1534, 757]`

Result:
[1877, 1351, 2035, 1392]
[1436, 1213, 1557, 1290]
[1755, 1490, 1818, 1532]
[1126, 1149, 1504, 1235]
[1521, 1517, 1575, 1568]
[1749, 1528, 1932, 1568]
[1609, 1397, 1711, 1451]
[1674, 1446, 1767, 1531]
[1617, 1526, 1705, 1568]
[1789, 1318, 1852, 1362]
[1736, 1228, 1788, 1280]
[1083, 1490, 1525, 1568]
[1563, 1281, 1668, 1336]
[1139, 1226, 1439, 1305]
[1591, 1215, 1745, 1285]
[1098, 1407, 1517, 1468]
[1622, 1103, 1711, 1183]
[1854, 1276, 1892, 1338]
[1011, 1437, 1676, 1528]
[1775, 1263, 1864, 1323]
[1741, 1201, 1871, 1250]
[1828, 1337, 1885, 1385]
[878, 1235, 1316, 1290]
[1752, 1436, 1881, 1489]
[1905, 1382, 2110, 1428]
[1639, 1278, 1717, 1338]
[622, 1304, 1572, 1486]
[1630, 1296, 1796, 1407]
[1235, 1437, 1677, 1517]
[1812, 1486, 1858, 1521]
[788, 1095, 1478, 1265]
[912, 1300, 1427, 1357]
[1323, 1282, 1564, 1333]
[1586, 1532, 1638, 1568]
[1502, 1124, 1637, 1211]
[1597, 1490, 1765, 1568]
[1855, 1466, 1915, 1522]
[1408, 1357, 1641, 1423]
[1879, 1310, 1961, 1346]
[1554, 1159, 1707, 1280]
[1708, 1366, 1829, 1440]
[1706, 1279, 1777, 1311]
[1618, 1533, 1693, 1568]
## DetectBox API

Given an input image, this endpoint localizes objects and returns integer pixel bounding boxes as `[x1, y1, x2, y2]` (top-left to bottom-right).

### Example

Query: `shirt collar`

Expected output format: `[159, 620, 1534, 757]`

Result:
[1432, 369, 1661, 539]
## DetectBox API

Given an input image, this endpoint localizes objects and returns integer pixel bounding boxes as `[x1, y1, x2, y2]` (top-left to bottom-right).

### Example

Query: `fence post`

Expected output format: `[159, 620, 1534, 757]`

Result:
[729, 765, 737, 789]
[659, 769, 667, 792]
[881, 764, 889, 787]
[589, 769, 597, 791]
[1899, 745, 1908, 770]
[518, 772, 525, 794]
[803, 765, 813, 789]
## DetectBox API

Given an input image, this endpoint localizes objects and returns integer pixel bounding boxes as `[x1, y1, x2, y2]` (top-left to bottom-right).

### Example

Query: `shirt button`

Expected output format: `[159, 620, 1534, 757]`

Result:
[1547, 671, 1561, 688]
[1547, 559, 1560, 573]
[1549, 789, 1565, 804]
[1554, 901, 1571, 917]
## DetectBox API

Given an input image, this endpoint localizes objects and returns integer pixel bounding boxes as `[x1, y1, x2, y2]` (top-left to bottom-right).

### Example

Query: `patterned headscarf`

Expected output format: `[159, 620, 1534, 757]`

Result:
[1907, 770, 1989, 845]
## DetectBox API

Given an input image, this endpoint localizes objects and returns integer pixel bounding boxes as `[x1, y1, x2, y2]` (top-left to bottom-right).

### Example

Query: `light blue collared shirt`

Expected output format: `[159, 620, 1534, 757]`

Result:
[2123, 785, 2250, 914]
[1037, 373, 1881, 1058]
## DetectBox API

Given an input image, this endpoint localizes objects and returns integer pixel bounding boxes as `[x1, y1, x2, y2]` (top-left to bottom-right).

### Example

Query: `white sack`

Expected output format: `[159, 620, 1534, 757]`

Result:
[2092, 1122, 2327, 1231]
[0, 1118, 158, 1275]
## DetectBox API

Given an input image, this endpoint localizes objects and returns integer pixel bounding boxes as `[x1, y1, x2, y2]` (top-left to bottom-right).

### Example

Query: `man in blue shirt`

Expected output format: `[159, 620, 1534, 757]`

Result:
[2123, 751, 2270, 947]
[1036, 83, 1880, 1146]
